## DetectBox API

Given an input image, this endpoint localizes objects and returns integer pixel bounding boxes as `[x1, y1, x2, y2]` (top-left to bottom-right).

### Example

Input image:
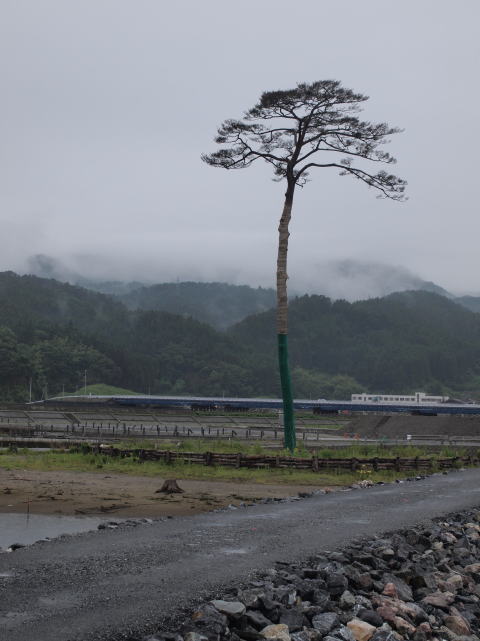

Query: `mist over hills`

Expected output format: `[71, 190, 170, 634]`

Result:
[24, 253, 465, 312]
[291, 259, 452, 302]
[0, 271, 251, 401]
[2, 270, 480, 402]
[25, 254, 144, 296]
[119, 283, 276, 330]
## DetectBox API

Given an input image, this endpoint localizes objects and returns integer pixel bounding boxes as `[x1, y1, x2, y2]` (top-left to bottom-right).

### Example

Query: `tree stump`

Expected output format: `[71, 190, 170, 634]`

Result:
[156, 479, 184, 494]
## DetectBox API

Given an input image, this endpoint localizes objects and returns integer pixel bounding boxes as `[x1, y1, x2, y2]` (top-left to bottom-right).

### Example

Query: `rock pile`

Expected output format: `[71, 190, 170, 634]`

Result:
[145, 508, 480, 641]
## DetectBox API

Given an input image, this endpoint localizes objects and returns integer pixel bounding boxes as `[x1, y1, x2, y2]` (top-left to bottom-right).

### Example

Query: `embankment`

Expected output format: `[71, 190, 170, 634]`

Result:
[345, 414, 480, 440]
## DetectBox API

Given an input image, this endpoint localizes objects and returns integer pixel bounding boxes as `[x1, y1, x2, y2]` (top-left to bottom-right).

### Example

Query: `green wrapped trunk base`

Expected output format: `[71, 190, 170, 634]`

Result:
[277, 333, 296, 452]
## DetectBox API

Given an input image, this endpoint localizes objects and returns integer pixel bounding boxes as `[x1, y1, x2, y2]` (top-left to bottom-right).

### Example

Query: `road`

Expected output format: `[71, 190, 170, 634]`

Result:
[2, 469, 480, 641]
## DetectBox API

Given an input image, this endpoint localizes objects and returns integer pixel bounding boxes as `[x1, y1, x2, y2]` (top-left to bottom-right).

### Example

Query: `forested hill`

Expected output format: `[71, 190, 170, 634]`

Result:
[0, 272, 255, 401]
[3, 271, 480, 402]
[456, 296, 480, 314]
[119, 282, 276, 329]
[0, 271, 131, 339]
[229, 291, 480, 394]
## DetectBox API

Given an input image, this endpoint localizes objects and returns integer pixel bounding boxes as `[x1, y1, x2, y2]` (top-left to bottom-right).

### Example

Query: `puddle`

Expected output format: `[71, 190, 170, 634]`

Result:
[0, 513, 106, 550]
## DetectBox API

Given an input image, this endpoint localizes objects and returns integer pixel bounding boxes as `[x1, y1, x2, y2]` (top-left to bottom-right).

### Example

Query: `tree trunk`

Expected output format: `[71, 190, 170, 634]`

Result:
[277, 188, 296, 452]
[156, 479, 184, 494]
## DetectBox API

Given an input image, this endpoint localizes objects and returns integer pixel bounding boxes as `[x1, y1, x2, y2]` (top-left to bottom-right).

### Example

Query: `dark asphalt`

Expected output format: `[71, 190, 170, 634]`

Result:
[2, 469, 480, 641]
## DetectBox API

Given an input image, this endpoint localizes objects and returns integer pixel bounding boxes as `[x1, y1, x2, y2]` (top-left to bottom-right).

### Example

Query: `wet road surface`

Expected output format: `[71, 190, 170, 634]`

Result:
[2, 469, 480, 641]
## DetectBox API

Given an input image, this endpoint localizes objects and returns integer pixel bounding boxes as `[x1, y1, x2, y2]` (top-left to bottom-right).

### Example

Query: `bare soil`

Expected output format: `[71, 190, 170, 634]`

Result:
[346, 413, 480, 438]
[0, 468, 325, 517]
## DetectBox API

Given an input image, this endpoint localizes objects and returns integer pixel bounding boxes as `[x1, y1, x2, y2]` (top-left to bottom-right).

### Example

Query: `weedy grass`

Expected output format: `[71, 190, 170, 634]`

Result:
[0, 442, 474, 486]
[106, 438, 471, 460]
[116, 438, 315, 456]
[312, 443, 471, 459]
[0, 449, 410, 485]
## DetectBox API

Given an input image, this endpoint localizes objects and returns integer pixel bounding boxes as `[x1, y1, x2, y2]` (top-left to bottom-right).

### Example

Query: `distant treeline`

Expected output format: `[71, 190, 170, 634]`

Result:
[1, 271, 480, 402]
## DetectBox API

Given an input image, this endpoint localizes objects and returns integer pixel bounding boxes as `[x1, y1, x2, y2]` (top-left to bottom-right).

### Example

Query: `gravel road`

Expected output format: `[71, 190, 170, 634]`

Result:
[2, 469, 480, 641]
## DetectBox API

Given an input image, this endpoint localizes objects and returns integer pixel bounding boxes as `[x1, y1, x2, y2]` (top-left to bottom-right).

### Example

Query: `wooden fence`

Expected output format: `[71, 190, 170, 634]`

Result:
[88, 446, 479, 473]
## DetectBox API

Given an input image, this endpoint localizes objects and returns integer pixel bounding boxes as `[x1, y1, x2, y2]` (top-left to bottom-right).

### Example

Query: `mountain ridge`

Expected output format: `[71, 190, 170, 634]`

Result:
[2, 271, 480, 402]
[23, 254, 480, 328]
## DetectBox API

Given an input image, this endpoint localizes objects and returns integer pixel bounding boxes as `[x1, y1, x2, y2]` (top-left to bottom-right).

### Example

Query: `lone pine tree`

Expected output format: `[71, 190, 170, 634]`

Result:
[202, 80, 406, 451]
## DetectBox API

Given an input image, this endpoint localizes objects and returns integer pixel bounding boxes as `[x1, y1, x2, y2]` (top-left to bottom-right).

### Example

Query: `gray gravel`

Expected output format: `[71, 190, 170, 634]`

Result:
[2, 469, 480, 641]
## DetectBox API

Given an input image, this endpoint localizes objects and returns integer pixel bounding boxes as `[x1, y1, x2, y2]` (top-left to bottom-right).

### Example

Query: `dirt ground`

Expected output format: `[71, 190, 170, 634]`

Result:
[347, 413, 480, 439]
[0, 468, 327, 517]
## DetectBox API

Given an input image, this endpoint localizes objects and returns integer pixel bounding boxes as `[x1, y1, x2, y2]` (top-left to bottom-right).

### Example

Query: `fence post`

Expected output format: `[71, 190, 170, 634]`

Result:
[373, 457, 379, 472]
[205, 451, 212, 466]
[414, 456, 419, 470]
[395, 456, 401, 472]
[236, 452, 241, 469]
[312, 455, 319, 472]
[350, 457, 359, 472]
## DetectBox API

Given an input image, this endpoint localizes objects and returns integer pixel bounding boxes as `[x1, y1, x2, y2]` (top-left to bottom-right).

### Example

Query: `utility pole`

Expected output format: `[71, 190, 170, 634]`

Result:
[29, 378, 32, 403]
[84, 370, 87, 395]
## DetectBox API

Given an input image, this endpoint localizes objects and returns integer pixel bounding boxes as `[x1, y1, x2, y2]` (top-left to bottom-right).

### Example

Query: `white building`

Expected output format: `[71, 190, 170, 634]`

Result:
[351, 391, 448, 404]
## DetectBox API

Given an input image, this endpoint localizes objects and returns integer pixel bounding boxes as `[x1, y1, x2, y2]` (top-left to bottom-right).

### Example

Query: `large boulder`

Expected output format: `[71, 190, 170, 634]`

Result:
[421, 590, 455, 609]
[260, 624, 291, 641]
[211, 600, 246, 619]
[311, 612, 340, 635]
[346, 618, 376, 641]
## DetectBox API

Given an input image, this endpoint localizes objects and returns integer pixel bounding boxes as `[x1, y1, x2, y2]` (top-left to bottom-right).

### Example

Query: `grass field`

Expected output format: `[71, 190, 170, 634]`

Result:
[70, 384, 142, 396]
[112, 438, 470, 459]
[0, 441, 473, 487]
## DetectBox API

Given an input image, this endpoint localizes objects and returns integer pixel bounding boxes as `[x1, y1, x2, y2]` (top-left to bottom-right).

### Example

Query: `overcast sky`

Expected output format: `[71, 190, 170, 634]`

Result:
[1, 1, 479, 296]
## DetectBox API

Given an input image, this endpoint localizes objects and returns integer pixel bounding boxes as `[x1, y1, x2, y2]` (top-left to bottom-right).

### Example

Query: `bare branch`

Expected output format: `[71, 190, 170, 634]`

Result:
[297, 161, 406, 199]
